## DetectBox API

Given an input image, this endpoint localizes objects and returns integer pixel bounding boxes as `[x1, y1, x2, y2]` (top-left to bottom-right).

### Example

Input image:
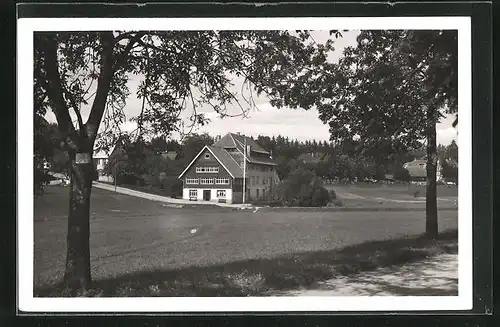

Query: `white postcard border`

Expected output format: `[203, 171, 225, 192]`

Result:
[17, 16, 472, 312]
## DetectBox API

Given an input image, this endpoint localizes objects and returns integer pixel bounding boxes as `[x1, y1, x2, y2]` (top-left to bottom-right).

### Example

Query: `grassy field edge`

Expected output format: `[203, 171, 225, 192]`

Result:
[35, 229, 458, 297]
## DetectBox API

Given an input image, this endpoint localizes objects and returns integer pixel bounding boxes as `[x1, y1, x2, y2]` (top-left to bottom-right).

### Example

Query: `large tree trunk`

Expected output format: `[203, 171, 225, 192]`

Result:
[425, 106, 439, 239]
[63, 145, 94, 293]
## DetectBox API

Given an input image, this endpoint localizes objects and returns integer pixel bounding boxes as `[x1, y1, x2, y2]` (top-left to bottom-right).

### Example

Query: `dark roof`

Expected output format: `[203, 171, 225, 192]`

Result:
[179, 133, 276, 179]
[297, 152, 329, 163]
[212, 132, 275, 165]
[161, 151, 178, 160]
[403, 159, 427, 178]
[207, 146, 244, 178]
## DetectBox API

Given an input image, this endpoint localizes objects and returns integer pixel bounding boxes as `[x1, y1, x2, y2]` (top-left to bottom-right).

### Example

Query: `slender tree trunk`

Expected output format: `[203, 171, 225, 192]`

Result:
[425, 106, 439, 239]
[63, 143, 94, 293]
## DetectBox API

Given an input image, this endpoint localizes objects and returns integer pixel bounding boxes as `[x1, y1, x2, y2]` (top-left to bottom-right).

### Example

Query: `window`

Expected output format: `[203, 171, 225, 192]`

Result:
[256, 176, 260, 185]
[200, 178, 215, 184]
[215, 178, 229, 184]
[251, 176, 255, 186]
[263, 177, 267, 185]
[186, 178, 199, 184]
[256, 188, 260, 198]
[205, 153, 211, 159]
[189, 189, 198, 198]
[217, 190, 226, 198]
[196, 167, 219, 173]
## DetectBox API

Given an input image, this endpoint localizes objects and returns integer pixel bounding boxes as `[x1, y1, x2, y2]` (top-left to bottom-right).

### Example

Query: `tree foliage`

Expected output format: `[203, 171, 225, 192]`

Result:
[273, 167, 330, 207]
[257, 30, 458, 238]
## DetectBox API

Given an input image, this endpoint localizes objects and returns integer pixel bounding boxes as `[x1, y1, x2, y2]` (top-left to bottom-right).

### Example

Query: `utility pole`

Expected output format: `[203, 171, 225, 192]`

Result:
[242, 137, 247, 204]
[114, 159, 117, 192]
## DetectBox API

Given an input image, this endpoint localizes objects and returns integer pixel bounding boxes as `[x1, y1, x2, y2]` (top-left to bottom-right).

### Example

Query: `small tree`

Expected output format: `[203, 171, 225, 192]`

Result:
[274, 167, 330, 207]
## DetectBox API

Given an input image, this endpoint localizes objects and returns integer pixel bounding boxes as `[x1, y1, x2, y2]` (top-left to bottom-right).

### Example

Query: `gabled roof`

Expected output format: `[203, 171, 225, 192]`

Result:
[403, 159, 427, 178]
[208, 146, 244, 178]
[213, 132, 275, 165]
[178, 133, 277, 180]
[213, 133, 268, 154]
[161, 151, 178, 160]
[298, 152, 329, 163]
[93, 144, 117, 159]
[178, 145, 244, 179]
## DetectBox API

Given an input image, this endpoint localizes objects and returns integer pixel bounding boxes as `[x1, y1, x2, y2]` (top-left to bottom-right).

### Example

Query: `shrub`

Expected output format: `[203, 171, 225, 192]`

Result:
[274, 168, 331, 207]
[116, 173, 142, 186]
[311, 185, 331, 207]
[161, 176, 183, 197]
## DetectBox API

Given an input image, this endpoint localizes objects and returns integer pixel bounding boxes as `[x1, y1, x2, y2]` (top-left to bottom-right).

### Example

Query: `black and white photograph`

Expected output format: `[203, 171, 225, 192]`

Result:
[18, 15, 474, 312]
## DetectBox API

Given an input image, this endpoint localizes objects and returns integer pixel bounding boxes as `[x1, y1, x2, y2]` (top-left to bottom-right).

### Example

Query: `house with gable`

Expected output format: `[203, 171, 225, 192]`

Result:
[178, 132, 279, 203]
[402, 156, 444, 182]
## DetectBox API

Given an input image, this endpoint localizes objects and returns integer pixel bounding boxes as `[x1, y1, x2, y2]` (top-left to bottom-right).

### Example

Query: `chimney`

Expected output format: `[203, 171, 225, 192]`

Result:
[237, 132, 241, 135]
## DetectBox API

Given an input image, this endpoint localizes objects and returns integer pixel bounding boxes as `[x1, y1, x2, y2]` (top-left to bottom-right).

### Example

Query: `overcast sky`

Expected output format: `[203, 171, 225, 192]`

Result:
[44, 30, 458, 146]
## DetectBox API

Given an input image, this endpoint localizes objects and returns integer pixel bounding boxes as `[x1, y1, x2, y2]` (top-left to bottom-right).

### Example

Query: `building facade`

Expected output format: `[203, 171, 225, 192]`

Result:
[178, 133, 279, 204]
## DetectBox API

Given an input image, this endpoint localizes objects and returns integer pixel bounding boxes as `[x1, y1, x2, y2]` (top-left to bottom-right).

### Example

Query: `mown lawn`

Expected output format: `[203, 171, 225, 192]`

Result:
[34, 186, 458, 296]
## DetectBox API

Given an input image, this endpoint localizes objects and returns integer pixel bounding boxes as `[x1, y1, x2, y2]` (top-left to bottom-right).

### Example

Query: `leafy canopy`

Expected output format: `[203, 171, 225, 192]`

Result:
[255, 30, 458, 162]
[34, 30, 335, 152]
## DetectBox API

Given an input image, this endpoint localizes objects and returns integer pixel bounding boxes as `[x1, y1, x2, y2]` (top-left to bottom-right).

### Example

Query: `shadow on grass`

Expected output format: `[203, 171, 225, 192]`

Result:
[35, 229, 458, 297]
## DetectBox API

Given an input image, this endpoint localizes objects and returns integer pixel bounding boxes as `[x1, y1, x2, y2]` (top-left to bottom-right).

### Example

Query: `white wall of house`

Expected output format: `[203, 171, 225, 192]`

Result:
[98, 175, 114, 183]
[95, 157, 108, 170]
[182, 187, 233, 203]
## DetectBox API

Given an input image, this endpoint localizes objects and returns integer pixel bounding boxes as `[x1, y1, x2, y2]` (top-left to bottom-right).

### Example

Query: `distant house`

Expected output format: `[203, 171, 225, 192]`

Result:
[160, 151, 178, 160]
[93, 143, 120, 183]
[402, 157, 444, 182]
[178, 132, 279, 204]
[47, 172, 69, 186]
[297, 152, 329, 164]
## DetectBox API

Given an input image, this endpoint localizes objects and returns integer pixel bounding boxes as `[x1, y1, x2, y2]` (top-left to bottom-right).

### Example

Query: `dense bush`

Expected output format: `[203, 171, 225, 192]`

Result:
[393, 166, 411, 182]
[273, 167, 331, 207]
[116, 173, 143, 186]
[141, 174, 161, 188]
[161, 176, 183, 197]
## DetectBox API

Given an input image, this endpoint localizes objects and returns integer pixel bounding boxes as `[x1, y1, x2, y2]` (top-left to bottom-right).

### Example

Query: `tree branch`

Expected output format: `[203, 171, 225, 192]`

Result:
[113, 32, 146, 70]
[85, 32, 116, 142]
[37, 34, 76, 145]
[64, 89, 86, 135]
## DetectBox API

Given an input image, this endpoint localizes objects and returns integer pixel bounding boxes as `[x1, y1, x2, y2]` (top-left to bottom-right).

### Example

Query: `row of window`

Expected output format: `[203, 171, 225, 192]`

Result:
[249, 165, 273, 172]
[240, 163, 274, 172]
[185, 178, 229, 185]
[249, 176, 274, 186]
[188, 189, 226, 198]
[196, 167, 219, 173]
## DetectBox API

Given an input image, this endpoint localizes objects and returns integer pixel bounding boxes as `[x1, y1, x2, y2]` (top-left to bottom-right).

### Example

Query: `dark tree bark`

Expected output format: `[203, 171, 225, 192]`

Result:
[61, 32, 115, 292]
[37, 32, 116, 293]
[425, 105, 439, 239]
[63, 142, 93, 293]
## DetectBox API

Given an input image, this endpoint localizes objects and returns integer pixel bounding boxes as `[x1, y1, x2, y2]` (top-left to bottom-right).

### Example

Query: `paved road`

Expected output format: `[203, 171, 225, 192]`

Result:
[34, 186, 458, 288]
